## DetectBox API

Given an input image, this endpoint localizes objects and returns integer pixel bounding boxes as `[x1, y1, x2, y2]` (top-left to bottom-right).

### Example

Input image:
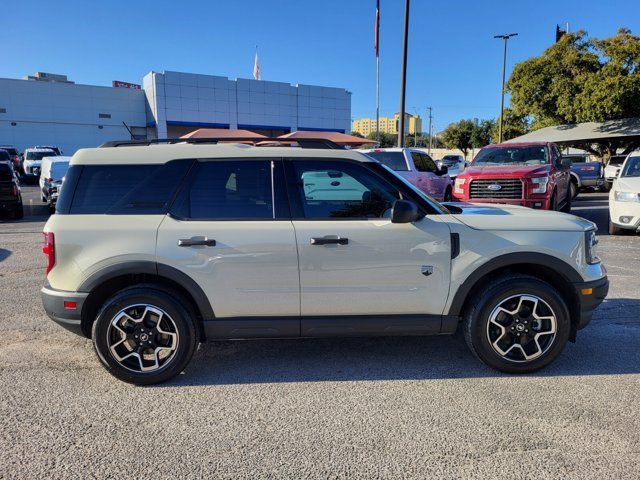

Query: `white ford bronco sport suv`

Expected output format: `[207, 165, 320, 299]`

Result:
[41, 137, 608, 385]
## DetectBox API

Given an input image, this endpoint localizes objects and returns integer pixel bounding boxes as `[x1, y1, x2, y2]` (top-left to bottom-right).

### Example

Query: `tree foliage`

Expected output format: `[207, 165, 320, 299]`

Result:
[442, 118, 495, 157]
[365, 132, 397, 148]
[492, 108, 531, 142]
[507, 28, 640, 156]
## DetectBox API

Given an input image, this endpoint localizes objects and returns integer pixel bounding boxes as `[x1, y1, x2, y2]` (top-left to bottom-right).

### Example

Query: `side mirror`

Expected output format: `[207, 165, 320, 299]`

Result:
[561, 157, 571, 168]
[437, 165, 448, 176]
[391, 199, 420, 223]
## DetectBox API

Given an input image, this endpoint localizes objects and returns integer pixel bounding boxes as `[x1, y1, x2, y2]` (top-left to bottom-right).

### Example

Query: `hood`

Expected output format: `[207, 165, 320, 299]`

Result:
[443, 202, 595, 232]
[615, 176, 640, 192]
[461, 164, 550, 178]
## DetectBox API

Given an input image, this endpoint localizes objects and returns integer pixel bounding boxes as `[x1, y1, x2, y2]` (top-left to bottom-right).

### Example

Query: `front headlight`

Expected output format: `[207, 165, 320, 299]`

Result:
[613, 191, 640, 202]
[454, 178, 466, 195]
[531, 177, 549, 194]
[585, 229, 600, 265]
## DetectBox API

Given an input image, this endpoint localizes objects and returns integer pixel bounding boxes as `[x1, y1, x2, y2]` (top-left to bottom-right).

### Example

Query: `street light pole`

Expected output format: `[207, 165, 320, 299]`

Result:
[426, 106, 433, 154]
[494, 32, 518, 143]
[397, 0, 410, 147]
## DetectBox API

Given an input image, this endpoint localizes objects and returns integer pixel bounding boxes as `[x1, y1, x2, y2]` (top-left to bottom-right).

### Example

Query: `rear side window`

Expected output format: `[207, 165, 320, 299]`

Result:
[172, 160, 274, 220]
[412, 153, 437, 173]
[66, 160, 192, 214]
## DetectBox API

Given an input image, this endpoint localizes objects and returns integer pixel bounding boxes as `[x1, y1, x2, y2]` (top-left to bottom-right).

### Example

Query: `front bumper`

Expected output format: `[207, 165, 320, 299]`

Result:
[41, 286, 88, 337]
[609, 200, 640, 231]
[574, 276, 609, 330]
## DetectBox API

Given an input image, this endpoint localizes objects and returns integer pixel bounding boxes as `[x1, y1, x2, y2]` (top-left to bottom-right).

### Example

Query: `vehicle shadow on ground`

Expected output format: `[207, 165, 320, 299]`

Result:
[161, 298, 640, 387]
[0, 248, 11, 262]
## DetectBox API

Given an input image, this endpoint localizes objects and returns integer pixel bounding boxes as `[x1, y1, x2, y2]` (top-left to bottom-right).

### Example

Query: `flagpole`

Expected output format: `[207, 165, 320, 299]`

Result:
[374, 0, 380, 144]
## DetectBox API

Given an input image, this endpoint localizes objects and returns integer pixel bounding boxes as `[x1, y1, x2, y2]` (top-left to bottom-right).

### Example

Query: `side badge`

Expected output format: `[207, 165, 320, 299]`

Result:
[421, 265, 434, 277]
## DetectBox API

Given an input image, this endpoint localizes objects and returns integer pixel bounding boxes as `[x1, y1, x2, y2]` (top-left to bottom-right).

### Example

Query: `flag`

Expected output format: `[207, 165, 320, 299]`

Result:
[253, 52, 261, 80]
[374, 0, 380, 57]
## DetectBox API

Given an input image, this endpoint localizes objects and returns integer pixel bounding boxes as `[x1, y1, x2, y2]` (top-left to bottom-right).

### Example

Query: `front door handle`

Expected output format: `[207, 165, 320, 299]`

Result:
[178, 237, 216, 247]
[310, 236, 348, 246]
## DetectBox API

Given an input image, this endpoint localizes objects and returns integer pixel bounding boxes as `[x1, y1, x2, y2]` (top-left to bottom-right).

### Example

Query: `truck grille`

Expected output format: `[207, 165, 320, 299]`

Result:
[469, 179, 523, 199]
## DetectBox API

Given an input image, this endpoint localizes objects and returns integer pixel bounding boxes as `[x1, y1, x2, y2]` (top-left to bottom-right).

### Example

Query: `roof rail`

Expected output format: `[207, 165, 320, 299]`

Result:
[99, 137, 344, 149]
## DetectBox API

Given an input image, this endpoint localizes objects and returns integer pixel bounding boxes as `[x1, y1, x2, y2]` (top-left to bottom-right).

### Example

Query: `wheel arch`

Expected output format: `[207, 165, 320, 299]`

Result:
[448, 253, 582, 340]
[569, 171, 581, 187]
[78, 261, 214, 338]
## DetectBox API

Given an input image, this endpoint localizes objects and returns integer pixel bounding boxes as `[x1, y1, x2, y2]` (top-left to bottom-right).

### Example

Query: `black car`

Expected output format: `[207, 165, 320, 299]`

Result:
[0, 146, 20, 171]
[0, 163, 23, 219]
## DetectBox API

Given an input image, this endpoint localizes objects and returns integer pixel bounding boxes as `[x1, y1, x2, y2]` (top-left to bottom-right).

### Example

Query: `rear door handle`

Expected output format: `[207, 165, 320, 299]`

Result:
[310, 236, 348, 246]
[178, 237, 216, 247]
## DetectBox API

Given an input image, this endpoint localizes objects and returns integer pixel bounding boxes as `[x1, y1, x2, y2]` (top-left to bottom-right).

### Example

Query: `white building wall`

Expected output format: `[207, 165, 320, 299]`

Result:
[0, 78, 146, 154]
[144, 71, 351, 135]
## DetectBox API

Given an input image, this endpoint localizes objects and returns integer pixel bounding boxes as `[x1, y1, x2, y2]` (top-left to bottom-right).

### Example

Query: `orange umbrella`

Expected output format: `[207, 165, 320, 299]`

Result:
[279, 130, 376, 147]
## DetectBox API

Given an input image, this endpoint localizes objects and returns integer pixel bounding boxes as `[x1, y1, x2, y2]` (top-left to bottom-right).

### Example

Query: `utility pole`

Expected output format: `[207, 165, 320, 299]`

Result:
[494, 33, 518, 143]
[397, 0, 410, 147]
[426, 106, 433, 154]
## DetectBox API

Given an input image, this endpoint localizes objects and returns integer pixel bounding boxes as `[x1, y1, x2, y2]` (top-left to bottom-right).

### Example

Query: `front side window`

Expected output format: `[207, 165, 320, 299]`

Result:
[176, 160, 273, 219]
[413, 153, 437, 173]
[290, 160, 399, 219]
[621, 157, 640, 177]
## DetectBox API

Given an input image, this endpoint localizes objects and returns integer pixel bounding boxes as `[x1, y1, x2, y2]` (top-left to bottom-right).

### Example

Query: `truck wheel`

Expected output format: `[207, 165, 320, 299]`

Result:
[603, 182, 612, 192]
[443, 187, 452, 202]
[12, 204, 24, 220]
[560, 187, 572, 213]
[570, 180, 578, 199]
[92, 285, 198, 385]
[463, 274, 570, 373]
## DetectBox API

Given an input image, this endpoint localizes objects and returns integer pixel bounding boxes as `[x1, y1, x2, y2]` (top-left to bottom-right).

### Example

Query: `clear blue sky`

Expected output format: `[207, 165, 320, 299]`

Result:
[2, 0, 639, 132]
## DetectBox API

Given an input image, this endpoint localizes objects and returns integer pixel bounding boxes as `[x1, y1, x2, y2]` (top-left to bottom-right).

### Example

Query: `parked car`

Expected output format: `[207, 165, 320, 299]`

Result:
[604, 155, 627, 191]
[453, 142, 572, 212]
[0, 162, 23, 219]
[39, 156, 71, 212]
[0, 146, 21, 171]
[35, 145, 63, 156]
[439, 154, 465, 176]
[0, 149, 13, 168]
[563, 153, 604, 199]
[608, 152, 640, 235]
[41, 139, 607, 384]
[21, 147, 58, 183]
[360, 148, 453, 201]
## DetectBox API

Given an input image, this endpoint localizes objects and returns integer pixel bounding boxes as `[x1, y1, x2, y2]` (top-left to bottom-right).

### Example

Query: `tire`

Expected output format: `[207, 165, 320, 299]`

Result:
[12, 204, 23, 220]
[570, 180, 579, 199]
[560, 186, 572, 213]
[48, 203, 56, 214]
[92, 285, 199, 385]
[463, 274, 570, 373]
[443, 186, 452, 202]
[603, 181, 612, 192]
[609, 217, 624, 235]
[549, 192, 557, 211]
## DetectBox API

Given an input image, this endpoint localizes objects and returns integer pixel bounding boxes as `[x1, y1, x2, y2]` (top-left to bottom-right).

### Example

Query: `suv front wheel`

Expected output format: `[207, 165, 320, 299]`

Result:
[92, 285, 198, 385]
[463, 274, 570, 373]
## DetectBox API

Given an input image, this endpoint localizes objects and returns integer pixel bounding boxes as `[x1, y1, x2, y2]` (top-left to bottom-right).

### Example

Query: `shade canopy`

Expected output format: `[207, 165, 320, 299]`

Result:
[279, 130, 376, 147]
[181, 128, 267, 139]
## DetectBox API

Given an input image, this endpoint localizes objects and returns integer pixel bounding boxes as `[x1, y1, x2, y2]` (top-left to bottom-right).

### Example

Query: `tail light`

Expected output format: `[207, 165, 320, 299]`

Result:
[48, 177, 53, 182]
[42, 232, 55, 275]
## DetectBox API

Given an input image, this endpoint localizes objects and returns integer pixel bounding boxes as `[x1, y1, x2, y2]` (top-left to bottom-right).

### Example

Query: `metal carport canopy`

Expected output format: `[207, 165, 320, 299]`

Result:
[504, 117, 640, 146]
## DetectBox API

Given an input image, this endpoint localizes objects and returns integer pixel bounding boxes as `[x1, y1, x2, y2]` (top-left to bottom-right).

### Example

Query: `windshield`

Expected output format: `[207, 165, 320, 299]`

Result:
[609, 156, 626, 166]
[473, 146, 549, 166]
[26, 151, 56, 161]
[621, 157, 640, 177]
[0, 150, 10, 161]
[50, 162, 70, 180]
[365, 151, 409, 171]
[1, 148, 18, 156]
[378, 164, 449, 214]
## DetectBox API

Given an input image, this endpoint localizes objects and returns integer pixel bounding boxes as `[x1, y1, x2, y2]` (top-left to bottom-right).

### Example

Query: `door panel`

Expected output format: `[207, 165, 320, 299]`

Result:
[157, 218, 300, 318]
[293, 218, 452, 316]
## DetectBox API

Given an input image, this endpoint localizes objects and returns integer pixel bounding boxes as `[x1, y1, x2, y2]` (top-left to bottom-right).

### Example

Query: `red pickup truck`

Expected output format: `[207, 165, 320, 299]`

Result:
[452, 142, 572, 212]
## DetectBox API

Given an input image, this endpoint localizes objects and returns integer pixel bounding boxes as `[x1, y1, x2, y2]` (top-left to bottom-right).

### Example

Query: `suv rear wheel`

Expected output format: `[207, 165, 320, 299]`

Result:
[463, 274, 570, 373]
[92, 285, 198, 385]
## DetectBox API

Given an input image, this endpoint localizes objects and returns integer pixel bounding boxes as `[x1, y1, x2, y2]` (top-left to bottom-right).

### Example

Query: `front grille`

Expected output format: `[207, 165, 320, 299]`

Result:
[469, 179, 523, 199]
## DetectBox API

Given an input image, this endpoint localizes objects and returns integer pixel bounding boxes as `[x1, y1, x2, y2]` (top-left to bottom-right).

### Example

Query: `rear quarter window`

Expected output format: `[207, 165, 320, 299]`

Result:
[62, 160, 192, 214]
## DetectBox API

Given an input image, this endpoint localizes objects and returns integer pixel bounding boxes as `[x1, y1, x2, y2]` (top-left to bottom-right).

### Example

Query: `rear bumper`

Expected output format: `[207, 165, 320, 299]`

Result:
[580, 178, 604, 188]
[41, 286, 88, 337]
[574, 276, 609, 330]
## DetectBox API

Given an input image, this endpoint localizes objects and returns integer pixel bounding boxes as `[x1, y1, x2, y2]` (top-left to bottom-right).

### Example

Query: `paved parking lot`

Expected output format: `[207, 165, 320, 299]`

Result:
[1, 187, 639, 479]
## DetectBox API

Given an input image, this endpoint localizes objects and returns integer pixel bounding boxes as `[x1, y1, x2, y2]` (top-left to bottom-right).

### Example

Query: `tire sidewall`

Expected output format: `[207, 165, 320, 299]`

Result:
[468, 279, 570, 373]
[92, 288, 197, 385]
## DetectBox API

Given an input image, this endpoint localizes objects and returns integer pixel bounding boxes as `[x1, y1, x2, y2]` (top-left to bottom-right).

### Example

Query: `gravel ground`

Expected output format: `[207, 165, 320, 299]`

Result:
[0, 188, 638, 479]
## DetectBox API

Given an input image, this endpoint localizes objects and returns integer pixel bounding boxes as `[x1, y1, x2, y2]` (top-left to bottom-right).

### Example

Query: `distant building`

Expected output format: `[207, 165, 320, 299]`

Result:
[352, 112, 422, 137]
[0, 70, 352, 154]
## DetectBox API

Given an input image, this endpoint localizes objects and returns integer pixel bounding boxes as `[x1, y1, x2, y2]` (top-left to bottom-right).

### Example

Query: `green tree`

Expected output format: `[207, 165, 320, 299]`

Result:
[350, 131, 364, 138]
[492, 109, 531, 142]
[472, 119, 496, 147]
[507, 28, 640, 156]
[365, 132, 397, 148]
[442, 119, 475, 158]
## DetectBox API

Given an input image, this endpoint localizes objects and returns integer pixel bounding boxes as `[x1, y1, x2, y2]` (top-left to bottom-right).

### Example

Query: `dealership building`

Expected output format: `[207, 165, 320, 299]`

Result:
[0, 71, 352, 154]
